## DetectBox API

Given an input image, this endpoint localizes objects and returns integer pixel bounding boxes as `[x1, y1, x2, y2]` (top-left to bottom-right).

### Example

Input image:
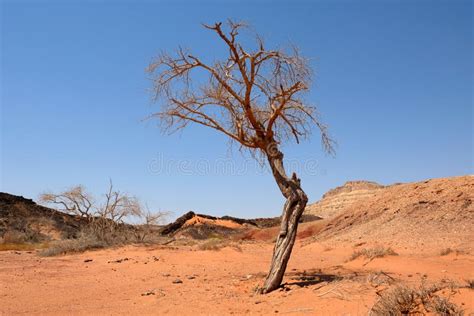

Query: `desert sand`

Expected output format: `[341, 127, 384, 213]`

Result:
[1, 240, 473, 315]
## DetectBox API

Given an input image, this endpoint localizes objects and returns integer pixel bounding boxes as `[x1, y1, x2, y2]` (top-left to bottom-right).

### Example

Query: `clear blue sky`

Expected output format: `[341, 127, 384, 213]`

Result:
[1, 0, 472, 219]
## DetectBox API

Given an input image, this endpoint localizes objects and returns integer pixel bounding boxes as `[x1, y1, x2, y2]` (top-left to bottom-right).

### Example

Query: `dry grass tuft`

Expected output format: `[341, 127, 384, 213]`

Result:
[197, 238, 242, 252]
[39, 237, 108, 257]
[348, 245, 398, 262]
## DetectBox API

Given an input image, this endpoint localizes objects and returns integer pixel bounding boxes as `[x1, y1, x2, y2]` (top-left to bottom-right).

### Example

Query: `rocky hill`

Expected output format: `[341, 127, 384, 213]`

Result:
[310, 175, 474, 251]
[305, 180, 384, 219]
[0, 192, 88, 243]
[160, 211, 321, 239]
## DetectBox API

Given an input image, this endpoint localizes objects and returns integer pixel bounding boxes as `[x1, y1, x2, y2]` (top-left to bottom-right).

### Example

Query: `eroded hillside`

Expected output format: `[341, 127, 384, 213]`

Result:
[305, 180, 384, 219]
[306, 176, 474, 252]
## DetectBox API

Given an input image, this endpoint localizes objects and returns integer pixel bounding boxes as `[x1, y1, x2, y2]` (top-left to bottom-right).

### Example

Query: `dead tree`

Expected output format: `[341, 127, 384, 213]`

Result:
[134, 207, 170, 242]
[40, 181, 147, 243]
[97, 179, 142, 224]
[147, 20, 334, 293]
[40, 185, 94, 218]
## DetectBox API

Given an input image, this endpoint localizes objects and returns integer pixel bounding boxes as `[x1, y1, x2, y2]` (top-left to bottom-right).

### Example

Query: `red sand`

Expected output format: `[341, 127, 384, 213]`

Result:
[1, 241, 472, 315]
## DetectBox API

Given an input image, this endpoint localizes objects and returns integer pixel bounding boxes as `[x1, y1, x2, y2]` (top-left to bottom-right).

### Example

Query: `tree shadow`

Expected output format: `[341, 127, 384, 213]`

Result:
[284, 269, 342, 288]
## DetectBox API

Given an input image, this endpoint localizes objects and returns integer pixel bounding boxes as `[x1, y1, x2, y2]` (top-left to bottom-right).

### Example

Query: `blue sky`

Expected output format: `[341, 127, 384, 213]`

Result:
[1, 0, 472, 219]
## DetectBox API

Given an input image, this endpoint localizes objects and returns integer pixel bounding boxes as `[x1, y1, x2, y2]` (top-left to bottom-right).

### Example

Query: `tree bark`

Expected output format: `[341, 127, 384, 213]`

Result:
[260, 143, 308, 294]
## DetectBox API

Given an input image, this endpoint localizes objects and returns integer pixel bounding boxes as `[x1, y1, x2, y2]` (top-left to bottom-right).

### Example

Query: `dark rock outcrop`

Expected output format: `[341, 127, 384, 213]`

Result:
[0, 192, 88, 242]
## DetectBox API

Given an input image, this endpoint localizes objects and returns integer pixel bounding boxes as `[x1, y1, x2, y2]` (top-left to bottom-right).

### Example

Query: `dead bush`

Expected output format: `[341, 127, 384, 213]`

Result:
[134, 208, 170, 243]
[429, 296, 464, 316]
[86, 217, 133, 244]
[349, 245, 398, 262]
[370, 283, 465, 316]
[39, 180, 169, 251]
[40, 236, 107, 257]
[370, 285, 421, 315]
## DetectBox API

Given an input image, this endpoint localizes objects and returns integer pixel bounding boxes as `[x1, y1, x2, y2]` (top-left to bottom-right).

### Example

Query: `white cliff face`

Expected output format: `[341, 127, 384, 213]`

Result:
[305, 181, 384, 219]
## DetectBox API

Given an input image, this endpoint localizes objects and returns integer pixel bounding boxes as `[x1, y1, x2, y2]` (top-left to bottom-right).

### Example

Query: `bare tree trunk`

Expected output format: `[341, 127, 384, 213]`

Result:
[260, 144, 308, 294]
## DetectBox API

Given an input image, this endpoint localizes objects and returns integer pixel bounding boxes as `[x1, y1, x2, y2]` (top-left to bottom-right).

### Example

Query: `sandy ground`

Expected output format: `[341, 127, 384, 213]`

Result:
[1, 241, 473, 315]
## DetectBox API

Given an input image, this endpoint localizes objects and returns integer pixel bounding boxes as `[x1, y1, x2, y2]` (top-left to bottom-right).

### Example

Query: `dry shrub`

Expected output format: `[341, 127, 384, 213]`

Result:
[439, 248, 465, 256]
[429, 296, 464, 316]
[40, 236, 107, 257]
[370, 283, 464, 316]
[371, 285, 421, 315]
[198, 238, 242, 252]
[134, 209, 170, 243]
[38, 216, 165, 257]
[86, 218, 133, 244]
[349, 245, 398, 261]
[39, 220, 136, 257]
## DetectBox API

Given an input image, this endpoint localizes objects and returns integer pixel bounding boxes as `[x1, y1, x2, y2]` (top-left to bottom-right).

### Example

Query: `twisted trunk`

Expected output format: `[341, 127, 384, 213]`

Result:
[260, 144, 308, 293]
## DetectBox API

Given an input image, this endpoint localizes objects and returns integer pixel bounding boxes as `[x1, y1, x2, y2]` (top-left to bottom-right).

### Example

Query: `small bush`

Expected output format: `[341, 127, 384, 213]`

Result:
[349, 245, 398, 261]
[370, 283, 465, 316]
[429, 296, 464, 316]
[40, 236, 107, 256]
[371, 285, 421, 315]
